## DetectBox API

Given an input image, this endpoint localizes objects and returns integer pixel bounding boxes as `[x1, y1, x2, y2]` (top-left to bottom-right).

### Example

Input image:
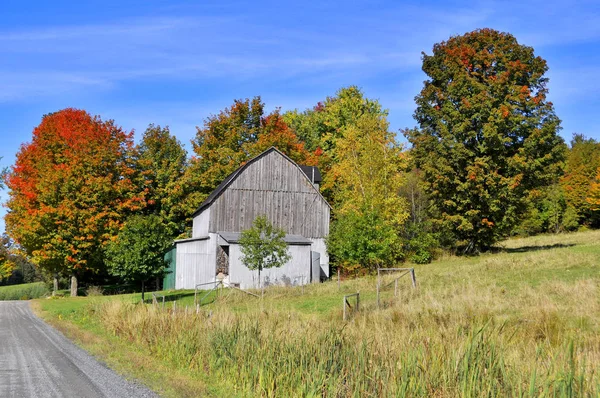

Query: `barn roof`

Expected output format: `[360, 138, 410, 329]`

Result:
[218, 231, 312, 245]
[192, 147, 330, 217]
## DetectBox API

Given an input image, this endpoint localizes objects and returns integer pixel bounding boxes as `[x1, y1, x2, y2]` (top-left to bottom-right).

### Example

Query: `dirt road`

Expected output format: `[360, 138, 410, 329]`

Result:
[0, 301, 157, 398]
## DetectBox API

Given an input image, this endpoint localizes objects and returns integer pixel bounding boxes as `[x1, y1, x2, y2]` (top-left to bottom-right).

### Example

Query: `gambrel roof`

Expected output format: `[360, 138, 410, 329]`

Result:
[192, 147, 330, 217]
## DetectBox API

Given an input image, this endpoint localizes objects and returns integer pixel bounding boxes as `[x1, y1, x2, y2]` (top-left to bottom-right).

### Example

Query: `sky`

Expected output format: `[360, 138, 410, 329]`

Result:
[2, 0, 600, 231]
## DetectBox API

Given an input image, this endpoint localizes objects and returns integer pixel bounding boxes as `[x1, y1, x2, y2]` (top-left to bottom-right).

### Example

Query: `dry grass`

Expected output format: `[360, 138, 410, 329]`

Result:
[39, 230, 600, 397]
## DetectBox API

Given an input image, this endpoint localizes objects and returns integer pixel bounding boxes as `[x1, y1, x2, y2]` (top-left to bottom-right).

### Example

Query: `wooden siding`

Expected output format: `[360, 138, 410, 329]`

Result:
[207, 151, 330, 238]
[228, 244, 311, 289]
[175, 235, 217, 289]
[192, 208, 210, 237]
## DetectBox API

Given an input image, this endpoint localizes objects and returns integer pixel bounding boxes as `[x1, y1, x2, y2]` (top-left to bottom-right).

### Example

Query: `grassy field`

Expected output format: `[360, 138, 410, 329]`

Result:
[0, 282, 49, 300]
[34, 230, 600, 397]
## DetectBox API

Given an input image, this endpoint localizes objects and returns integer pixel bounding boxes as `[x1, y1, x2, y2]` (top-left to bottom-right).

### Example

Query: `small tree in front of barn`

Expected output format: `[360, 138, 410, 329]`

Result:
[105, 215, 172, 301]
[240, 215, 290, 290]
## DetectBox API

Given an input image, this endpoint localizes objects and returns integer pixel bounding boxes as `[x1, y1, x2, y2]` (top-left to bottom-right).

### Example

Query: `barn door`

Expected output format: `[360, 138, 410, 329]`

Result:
[311, 251, 321, 283]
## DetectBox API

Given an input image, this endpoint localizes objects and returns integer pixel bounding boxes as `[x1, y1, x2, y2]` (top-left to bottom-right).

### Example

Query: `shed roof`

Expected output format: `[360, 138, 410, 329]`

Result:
[192, 147, 330, 217]
[218, 231, 312, 245]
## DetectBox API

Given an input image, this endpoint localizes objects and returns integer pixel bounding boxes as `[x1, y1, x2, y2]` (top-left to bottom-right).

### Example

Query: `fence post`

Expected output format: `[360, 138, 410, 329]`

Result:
[376, 268, 381, 309]
[343, 296, 346, 321]
[338, 268, 340, 290]
[410, 268, 417, 288]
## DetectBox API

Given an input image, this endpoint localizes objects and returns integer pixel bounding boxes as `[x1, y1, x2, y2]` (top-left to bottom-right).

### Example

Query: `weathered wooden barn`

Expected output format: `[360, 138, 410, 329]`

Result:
[171, 147, 331, 290]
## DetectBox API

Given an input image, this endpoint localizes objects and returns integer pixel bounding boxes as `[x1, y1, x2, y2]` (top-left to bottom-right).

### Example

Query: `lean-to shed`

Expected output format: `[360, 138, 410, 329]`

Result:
[173, 147, 331, 289]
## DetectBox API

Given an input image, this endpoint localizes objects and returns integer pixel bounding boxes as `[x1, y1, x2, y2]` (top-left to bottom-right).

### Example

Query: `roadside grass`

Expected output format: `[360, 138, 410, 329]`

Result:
[34, 229, 600, 397]
[0, 282, 49, 300]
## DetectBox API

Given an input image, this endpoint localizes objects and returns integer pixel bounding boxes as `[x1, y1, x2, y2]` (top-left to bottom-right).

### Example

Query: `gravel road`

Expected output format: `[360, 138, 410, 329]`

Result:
[0, 301, 158, 398]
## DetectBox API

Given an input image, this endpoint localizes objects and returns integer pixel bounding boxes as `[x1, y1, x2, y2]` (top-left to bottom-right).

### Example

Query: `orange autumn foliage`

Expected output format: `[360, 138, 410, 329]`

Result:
[5, 108, 143, 277]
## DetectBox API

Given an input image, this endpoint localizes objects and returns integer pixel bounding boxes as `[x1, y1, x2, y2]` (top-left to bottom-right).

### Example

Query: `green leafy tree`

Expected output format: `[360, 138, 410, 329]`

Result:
[326, 109, 409, 271]
[105, 215, 172, 300]
[405, 28, 565, 252]
[283, 86, 389, 202]
[239, 215, 291, 288]
[137, 125, 188, 237]
[327, 207, 402, 273]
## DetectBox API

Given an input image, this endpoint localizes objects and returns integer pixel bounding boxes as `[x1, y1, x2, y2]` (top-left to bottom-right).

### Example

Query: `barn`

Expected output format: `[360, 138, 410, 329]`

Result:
[171, 147, 331, 290]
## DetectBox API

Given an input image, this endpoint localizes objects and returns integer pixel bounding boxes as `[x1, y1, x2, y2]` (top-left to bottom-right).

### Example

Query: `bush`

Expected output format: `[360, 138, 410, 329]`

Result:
[86, 285, 104, 297]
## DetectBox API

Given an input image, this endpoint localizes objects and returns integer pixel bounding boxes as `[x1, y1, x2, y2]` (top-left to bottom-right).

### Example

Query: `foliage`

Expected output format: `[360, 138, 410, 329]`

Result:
[105, 215, 172, 297]
[288, 86, 409, 271]
[406, 28, 565, 252]
[239, 215, 290, 283]
[398, 168, 440, 263]
[4, 109, 143, 294]
[329, 107, 407, 223]
[136, 125, 188, 237]
[327, 207, 402, 272]
[0, 234, 39, 285]
[562, 134, 600, 226]
[515, 185, 580, 235]
[587, 167, 600, 211]
[185, 98, 314, 215]
[283, 86, 390, 201]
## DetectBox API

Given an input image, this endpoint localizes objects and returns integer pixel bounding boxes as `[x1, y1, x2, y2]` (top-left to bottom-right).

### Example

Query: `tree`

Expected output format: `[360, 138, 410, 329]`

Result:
[326, 109, 409, 271]
[105, 215, 172, 301]
[0, 235, 38, 286]
[405, 28, 565, 252]
[588, 167, 600, 211]
[327, 207, 402, 273]
[184, 97, 313, 215]
[286, 86, 410, 271]
[561, 134, 600, 226]
[239, 215, 290, 288]
[4, 109, 143, 296]
[137, 125, 188, 237]
[283, 86, 390, 201]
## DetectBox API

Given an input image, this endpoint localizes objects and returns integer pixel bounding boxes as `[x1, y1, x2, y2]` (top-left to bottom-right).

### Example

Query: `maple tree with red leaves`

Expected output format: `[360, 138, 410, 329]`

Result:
[4, 108, 144, 296]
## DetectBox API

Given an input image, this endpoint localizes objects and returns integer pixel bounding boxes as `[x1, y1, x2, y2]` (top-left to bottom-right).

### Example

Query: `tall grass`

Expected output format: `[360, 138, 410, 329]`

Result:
[94, 276, 600, 396]
[0, 282, 49, 300]
[47, 230, 600, 396]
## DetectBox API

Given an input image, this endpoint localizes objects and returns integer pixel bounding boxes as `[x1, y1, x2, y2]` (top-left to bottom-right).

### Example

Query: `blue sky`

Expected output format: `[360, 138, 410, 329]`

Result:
[2, 0, 600, 231]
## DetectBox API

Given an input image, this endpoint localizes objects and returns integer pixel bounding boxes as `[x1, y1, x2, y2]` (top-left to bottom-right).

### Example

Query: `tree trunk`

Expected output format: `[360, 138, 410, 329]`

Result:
[70, 274, 78, 297]
[141, 280, 145, 302]
[52, 274, 58, 296]
[155, 276, 160, 291]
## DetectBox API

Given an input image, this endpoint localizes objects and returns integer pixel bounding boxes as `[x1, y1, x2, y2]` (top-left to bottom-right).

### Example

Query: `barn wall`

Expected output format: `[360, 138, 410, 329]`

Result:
[175, 235, 217, 289]
[192, 208, 210, 238]
[207, 151, 330, 238]
[228, 244, 311, 289]
[310, 238, 330, 278]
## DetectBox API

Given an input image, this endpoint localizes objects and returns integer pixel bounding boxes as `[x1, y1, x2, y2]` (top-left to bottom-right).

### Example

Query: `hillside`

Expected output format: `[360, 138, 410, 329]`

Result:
[35, 229, 600, 397]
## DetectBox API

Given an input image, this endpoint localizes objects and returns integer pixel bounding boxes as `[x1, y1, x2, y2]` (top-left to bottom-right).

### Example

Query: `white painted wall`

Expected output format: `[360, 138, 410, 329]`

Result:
[309, 238, 329, 278]
[175, 235, 217, 289]
[192, 208, 210, 238]
[228, 244, 311, 289]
